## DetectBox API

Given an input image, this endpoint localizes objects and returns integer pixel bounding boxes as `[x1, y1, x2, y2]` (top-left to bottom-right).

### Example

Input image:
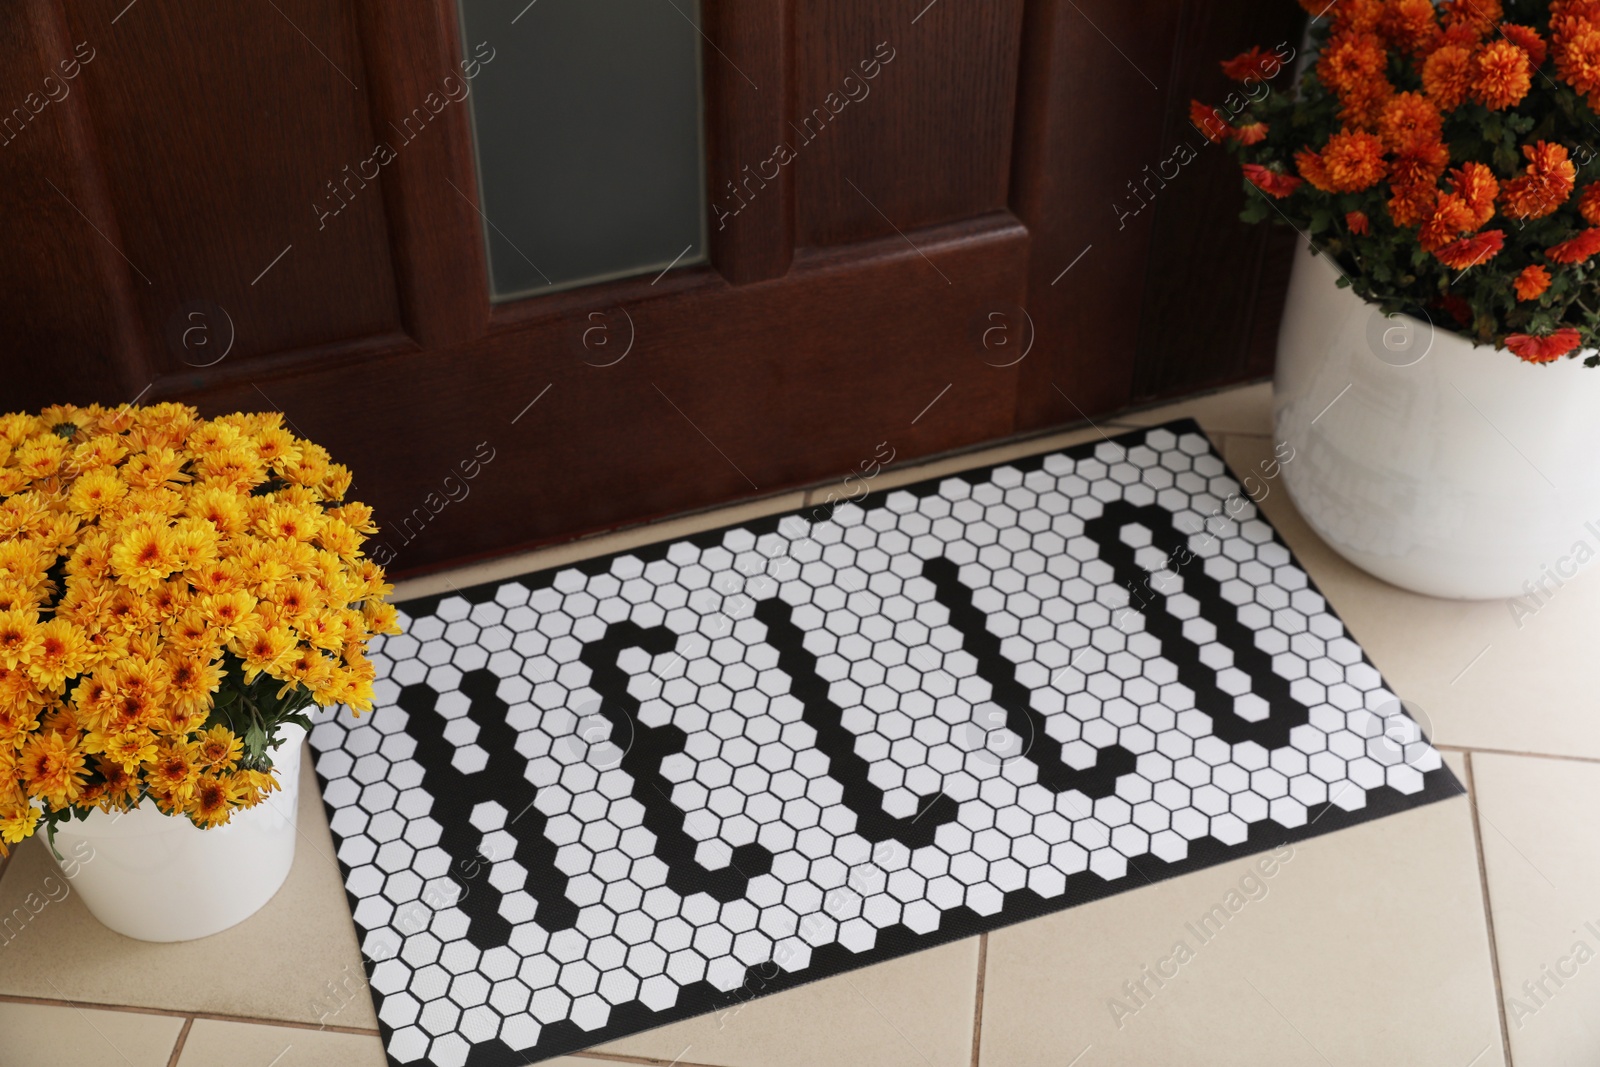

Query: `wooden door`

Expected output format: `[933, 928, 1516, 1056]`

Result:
[2, 0, 1301, 577]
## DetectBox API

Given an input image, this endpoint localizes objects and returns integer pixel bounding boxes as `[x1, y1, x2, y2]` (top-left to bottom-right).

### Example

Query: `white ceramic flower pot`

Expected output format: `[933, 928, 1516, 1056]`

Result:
[48, 726, 305, 942]
[1274, 246, 1600, 599]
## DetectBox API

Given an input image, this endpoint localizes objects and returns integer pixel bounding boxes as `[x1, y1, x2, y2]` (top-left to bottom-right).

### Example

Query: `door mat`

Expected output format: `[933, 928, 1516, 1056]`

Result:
[310, 419, 1461, 1066]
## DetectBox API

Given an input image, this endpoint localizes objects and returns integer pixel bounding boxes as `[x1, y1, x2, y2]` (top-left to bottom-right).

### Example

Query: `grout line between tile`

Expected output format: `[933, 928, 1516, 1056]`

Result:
[1462, 752, 1515, 1067]
[1437, 743, 1600, 768]
[570, 1051, 729, 1067]
[970, 932, 989, 1067]
[0, 992, 380, 1036]
[165, 1017, 193, 1067]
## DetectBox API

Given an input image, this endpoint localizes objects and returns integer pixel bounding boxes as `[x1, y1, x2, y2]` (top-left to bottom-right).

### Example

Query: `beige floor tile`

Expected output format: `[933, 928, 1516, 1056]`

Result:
[591, 935, 979, 1067]
[1224, 435, 1600, 761]
[174, 1019, 388, 1067]
[393, 491, 808, 602]
[803, 425, 1110, 507]
[0, 1001, 184, 1067]
[979, 750, 1501, 1067]
[1106, 380, 1273, 436]
[1471, 752, 1600, 1067]
[0, 746, 375, 1028]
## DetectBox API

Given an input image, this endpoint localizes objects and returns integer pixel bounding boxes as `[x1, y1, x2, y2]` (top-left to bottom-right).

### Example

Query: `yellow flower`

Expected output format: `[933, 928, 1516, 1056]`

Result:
[194, 446, 264, 494]
[256, 501, 323, 543]
[198, 589, 257, 639]
[0, 609, 40, 669]
[0, 539, 50, 583]
[163, 652, 222, 728]
[185, 487, 247, 535]
[187, 772, 241, 828]
[0, 798, 41, 847]
[19, 731, 88, 807]
[143, 737, 199, 803]
[12, 435, 69, 481]
[231, 617, 296, 680]
[195, 725, 242, 772]
[26, 618, 91, 691]
[252, 426, 302, 470]
[90, 756, 140, 810]
[67, 468, 128, 518]
[109, 520, 180, 592]
[91, 727, 158, 772]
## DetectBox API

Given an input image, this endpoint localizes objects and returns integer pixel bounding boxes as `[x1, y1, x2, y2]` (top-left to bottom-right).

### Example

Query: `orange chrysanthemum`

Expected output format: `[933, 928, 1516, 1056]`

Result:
[1514, 265, 1552, 301]
[1422, 43, 1474, 110]
[1448, 162, 1499, 229]
[1545, 226, 1600, 265]
[1387, 141, 1450, 189]
[1295, 147, 1335, 192]
[1555, 20, 1600, 103]
[1578, 183, 1600, 225]
[1472, 39, 1533, 109]
[1346, 211, 1371, 235]
[1502, 142, 1577, 220]
[1505, 328, 1583, 363]
[1233, 121, 1269, 145]
[19, 731, 88, 807]
[1379, 0, 1438, 55]
[1441, 0, 1502, 36]
[1221, 46, 1282, 81]
[1378, 92, 1442, 153]
[1189, 100, 1234, 144]
[1321, 129, 1386, 192]
[1432, 228, 1506, 270]
[1317, 31, 1386, 95]
[1420, 194, 1481, 251]
[1241, 164, 1303, 198]
[1501, 24, 1549, 67]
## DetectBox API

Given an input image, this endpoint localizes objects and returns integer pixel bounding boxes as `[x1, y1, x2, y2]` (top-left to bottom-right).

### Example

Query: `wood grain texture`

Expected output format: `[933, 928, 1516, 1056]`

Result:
[1, 0, 148, 409]
[59, 0, 401, 372]
[1129, 0, 1306, 400]
[354, 0, 489, 347]
[1011, 0, 1179, 432]
[791, 0, 1024, 248]
[704, 0, 795, 284]
[178, 216, 1028, 576]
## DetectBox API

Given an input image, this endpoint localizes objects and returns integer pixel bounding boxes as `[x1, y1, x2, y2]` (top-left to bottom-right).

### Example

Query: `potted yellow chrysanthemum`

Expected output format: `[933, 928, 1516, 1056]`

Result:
[0, 403, 398, 941]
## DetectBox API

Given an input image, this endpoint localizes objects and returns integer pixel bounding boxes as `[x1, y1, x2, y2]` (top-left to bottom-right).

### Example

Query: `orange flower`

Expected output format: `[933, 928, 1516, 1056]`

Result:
[1318, 30, 1389, 98]
[1501, 24, 1549, 67]
[1555, 19, 1600, 104]
[1505, 328, 1583, 363]
[1295, 147, 1335, 192]
[1422, 43, 1474, 109]
[1447, 162, 1498, 228]
[1441, 0, 1501, 36]
[1546, 226, 1600, 264]
[1321, 129, 1386, 191]
[1514, 265, 1552, 301]
[1579, 183, 1600, 225]
[1472, 39, 1532, 109]
[1387, 141, 1450, 188]
[1501, 142, 1577, 220]
[1420, 195, 1481, 251]
[1377, 92, 1441, 153]
[1432, 228, 1505, 270]
[1379, 0, 1438, 55]
[1241, 164, 1302, 198]
[1221, 46, 1283, 81]
[1232, 121, 1269, 145]
[1189, 100, 1234, 144]
[1346, 211, 1371, 235]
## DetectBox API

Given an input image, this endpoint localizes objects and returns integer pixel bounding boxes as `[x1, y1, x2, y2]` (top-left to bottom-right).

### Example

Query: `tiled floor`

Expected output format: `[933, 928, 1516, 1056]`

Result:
[3, 380, 1596, 1067]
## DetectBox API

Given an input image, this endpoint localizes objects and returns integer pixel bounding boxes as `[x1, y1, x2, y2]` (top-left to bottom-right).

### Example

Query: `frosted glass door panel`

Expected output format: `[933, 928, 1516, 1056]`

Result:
[458, 0, 708, 300]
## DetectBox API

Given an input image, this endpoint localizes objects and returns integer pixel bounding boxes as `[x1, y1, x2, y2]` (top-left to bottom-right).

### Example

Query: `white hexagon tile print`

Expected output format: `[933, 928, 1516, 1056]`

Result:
[310, 420, 1460, 1066]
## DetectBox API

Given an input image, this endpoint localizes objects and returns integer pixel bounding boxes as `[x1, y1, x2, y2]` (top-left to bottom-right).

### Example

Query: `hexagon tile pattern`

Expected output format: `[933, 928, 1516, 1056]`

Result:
[310, 420, 1461, 1066]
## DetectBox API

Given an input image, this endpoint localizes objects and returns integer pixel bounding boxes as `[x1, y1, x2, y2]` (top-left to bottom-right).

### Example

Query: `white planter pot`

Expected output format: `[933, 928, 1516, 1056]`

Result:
[1274, 246, 1600, 599]
[48, 726, 305, 942]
